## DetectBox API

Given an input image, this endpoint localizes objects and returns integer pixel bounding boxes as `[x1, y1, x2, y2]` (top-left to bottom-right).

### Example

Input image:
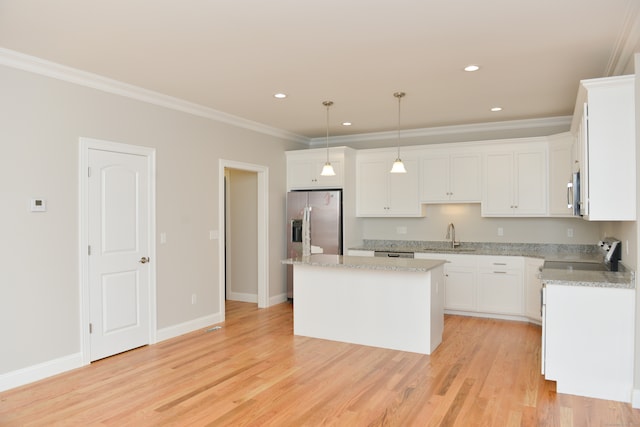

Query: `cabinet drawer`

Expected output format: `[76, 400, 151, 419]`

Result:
[477, 256, 523, 271]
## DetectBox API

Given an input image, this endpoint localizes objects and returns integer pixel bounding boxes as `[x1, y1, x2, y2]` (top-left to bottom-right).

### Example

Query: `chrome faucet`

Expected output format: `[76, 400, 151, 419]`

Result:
[446, 223, 460, 249]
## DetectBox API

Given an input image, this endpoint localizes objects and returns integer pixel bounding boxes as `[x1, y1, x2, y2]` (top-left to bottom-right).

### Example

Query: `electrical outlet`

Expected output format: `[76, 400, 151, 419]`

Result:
[396, 226, 407, 235]
[160, 232, 167, 244]
[567, 228, 574, 238]
[191, 294, 197, 305]
[497, 227, 504, 236]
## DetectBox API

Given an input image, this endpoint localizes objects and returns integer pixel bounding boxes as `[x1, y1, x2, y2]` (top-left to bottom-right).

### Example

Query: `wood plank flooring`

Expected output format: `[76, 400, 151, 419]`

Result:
[2, 301, 639, 426]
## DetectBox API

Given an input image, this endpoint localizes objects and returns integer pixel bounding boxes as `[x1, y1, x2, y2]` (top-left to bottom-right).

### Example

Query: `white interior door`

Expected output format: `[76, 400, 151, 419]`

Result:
[88, 148, 150, 361]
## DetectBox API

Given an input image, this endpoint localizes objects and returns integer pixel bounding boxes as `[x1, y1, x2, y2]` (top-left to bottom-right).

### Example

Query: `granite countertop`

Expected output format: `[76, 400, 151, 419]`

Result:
[282, 254, 446, 272]
[349, 240, 635, 289]
[541, 267, 634, 289]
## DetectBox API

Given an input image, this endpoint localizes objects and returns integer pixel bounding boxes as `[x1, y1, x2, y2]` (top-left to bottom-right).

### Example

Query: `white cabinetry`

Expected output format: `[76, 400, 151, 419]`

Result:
[420, 150, 481, 203]
[482, 141, 547, 216]
[356, 150, 425, 217]
[286, 148, 345, 189]
[524, 258, 543, 322]
[415, 253, 478, 312]
[346, 249, 374, 257]
[477, 256, 524, 315]
[571, 75, 636, 220]
[544, 283, 635, 402]
[548, 134, 575, 217]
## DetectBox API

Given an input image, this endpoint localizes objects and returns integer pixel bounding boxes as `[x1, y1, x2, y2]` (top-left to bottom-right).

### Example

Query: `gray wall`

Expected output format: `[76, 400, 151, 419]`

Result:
[0, 64, 300, 374]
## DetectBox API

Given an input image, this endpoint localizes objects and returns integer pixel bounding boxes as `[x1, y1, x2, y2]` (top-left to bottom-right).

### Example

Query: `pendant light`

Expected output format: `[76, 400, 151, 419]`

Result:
[320, 100, 336, 176]
[390, 91, 407, 173]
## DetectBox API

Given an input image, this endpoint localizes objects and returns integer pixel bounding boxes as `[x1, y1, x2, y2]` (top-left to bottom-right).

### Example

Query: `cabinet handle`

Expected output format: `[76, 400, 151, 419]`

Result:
[493, 271, 507, 274]
[493, 262, 507, 266]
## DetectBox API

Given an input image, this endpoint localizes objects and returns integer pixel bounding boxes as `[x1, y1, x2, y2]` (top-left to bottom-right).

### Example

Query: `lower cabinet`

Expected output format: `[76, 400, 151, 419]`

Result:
[477, 256, 523, 316]
[544, 283, 635, 402]
[524, 258, 544, 322]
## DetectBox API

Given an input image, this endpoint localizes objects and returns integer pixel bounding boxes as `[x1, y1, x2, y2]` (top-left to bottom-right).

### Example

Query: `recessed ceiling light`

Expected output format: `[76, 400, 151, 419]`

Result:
[464, 65, 480, 72]
[342, 122, 352, 126]
[491, 107, 503, 112]
[273, 93, 287, 99]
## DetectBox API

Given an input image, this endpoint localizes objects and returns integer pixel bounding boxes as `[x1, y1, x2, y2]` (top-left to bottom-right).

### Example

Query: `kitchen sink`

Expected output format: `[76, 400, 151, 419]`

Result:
[543, 260, 609, 271]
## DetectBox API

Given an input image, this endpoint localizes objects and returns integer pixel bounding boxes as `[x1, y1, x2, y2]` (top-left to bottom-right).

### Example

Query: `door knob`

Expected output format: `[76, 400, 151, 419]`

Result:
[139, 257, 150, 264]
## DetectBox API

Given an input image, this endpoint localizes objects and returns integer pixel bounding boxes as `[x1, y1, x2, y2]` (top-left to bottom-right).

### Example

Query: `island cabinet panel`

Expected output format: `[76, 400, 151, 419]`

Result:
[356, 150, 424, 217]
[481, 142, 547, 217]
[477, 256, 524, 316]
[420, 151, 481, 203]
[544, 284, 635, 402]
[293, 263, 444, 354]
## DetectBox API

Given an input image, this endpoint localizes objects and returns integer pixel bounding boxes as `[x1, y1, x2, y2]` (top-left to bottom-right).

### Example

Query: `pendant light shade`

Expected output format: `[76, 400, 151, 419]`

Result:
[390, 91, 407, 173]
[320, 100, 336, 177]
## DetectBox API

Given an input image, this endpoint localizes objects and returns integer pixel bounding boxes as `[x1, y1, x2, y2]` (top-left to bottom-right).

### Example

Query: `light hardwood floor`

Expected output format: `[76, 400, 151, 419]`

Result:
[2, 301, 639, 426]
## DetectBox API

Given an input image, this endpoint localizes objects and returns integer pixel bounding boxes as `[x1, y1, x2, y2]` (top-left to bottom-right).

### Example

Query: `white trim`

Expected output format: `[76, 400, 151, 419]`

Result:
[270, 293, 288, 306]
[0, 353, 83, 392]
[633, 389, 640, 408]
[309, 116, 572, 147]
[156, 313, 223, 342]
[0, 47, 307, 144]
[79, 137, 157, 365]
[219, 160, 270, 319]
[227, 292, 258, 304]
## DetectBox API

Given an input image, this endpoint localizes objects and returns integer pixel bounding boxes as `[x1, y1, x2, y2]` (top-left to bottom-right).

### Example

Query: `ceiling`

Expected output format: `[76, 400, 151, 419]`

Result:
[1, 0, 639, 142]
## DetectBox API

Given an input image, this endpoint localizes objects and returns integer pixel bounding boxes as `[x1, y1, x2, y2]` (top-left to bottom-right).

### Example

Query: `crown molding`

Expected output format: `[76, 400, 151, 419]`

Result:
[309, 116, 572, 147]
[0, 47, 309, 144]
[604, 0, 640, 75]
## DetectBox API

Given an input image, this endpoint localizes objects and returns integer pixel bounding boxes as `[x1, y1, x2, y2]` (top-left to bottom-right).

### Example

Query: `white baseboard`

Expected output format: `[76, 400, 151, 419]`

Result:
[156, 312, 223, 342]
[632, 389, 640, 408]
[269, 293, 288, 306]
[227, 292, 258, 303]
[0, 352, 84, 392]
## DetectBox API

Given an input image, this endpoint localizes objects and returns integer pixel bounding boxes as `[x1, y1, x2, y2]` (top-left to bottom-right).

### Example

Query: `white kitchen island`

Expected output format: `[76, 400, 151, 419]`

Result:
[282, 255, 446, 355]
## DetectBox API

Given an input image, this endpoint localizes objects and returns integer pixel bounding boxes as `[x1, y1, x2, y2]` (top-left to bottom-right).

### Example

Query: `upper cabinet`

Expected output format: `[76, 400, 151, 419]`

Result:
[286, 147, 346, 190]
[571, 76, 636, 221]
[548, 133, 575, 217]
[356, 149, 425, 217]
[482, 141, 548, 217]
[420, 150, 481, 203]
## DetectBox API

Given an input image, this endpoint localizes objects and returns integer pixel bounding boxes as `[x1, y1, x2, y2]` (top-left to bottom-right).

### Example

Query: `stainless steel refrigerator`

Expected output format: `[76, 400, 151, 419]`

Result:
[286, 189, 342, 298]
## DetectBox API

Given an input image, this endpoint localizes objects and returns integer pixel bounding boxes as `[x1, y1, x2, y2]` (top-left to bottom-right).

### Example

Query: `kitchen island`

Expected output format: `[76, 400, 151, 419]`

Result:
[282, 254, 446, 355]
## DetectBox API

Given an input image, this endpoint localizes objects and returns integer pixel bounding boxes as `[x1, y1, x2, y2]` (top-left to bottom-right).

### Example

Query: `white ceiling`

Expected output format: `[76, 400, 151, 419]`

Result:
[1, 0, 639, 141]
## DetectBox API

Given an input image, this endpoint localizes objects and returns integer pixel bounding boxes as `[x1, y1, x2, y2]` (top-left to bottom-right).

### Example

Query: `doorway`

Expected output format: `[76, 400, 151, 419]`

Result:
[218, 160, 269, 321]
[79, 137, 157, 364]
[225, 169, 258, 302]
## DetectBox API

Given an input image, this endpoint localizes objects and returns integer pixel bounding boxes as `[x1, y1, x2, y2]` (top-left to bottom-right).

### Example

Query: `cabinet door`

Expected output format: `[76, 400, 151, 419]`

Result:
[482, 151, 514, 215]
[420, 153, 450, 202]
[548, 138, 573, 216]
[524, 259, 543, 322]
[288, 158, 316, 189]
[450, 153, 481, 202]
[477, 269, 523, 315]
[515, 149, 547, 215]
[357, 159, 389, 215]
[444, 266, 477, 311]
[388, 158, 421, 215]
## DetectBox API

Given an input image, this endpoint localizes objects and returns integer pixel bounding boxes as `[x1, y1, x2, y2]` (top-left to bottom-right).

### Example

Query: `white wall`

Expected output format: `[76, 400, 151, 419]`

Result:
[361, 204, 603, 245]
[0, 64, 300, 376]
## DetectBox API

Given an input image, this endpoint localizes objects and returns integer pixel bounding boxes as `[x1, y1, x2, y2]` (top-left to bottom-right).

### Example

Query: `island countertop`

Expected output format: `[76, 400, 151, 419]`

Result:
[282, 254, 446, 272]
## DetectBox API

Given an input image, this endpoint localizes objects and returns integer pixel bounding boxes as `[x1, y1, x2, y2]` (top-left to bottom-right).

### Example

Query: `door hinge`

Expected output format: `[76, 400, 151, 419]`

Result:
[89, 323, 93, 334]
[88, 245, 91, 256]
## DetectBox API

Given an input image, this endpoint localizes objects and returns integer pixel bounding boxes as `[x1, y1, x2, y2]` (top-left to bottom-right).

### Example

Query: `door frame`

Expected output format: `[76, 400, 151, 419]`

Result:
[79, 137, 157, 365]
[218, 159, 269, 318]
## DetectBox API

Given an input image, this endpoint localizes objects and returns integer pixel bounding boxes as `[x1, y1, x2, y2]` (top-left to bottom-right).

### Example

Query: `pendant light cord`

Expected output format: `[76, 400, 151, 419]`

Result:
[323, 101, 333, 162]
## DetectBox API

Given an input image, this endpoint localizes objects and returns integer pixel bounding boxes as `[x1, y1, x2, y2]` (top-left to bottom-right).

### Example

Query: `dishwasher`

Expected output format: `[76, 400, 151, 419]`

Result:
[374, 251, 414, 259]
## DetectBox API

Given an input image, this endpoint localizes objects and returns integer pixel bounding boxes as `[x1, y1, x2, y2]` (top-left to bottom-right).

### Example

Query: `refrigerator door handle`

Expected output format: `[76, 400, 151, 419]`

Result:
[302, 206, 311, 256]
